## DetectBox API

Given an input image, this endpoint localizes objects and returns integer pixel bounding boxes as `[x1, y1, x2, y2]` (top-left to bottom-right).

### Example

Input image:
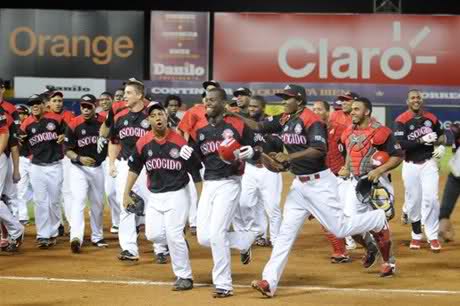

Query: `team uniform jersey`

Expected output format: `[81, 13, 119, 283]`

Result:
[342, 120, 403, 177]
[330, 110, 352, 127]
[129, 130, 202, 193]
[64, 114, 107, 167]
[104, 101, 127, 127]
[57, 110, 75, 129]
[177, 104, 206, 141]
[0, 100, 20, 126]
[326, 121, 347, 175]
[393, 111, 443, 163]
[260, 108, 328, 175]
[193, 116, 259, 180]
[110, 107, 151, 160]
[20, 113, 64, 164]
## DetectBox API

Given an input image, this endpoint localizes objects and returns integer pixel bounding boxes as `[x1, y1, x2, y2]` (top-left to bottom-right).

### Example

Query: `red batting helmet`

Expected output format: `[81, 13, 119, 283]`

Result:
[371, 151, 390, 167]
[218, 137, 242, 163]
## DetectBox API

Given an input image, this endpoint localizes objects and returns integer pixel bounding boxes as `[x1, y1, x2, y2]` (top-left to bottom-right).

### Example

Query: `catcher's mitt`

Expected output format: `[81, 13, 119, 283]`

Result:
[355, 176, 395, 221]
[260, 152, 289, 173]
[126, 191, 145, 216]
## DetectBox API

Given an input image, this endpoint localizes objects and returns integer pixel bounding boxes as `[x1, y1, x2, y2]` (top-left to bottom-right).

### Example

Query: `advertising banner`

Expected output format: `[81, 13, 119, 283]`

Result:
[0, 9, 144, 79]
[150, 11, 209, 81]
[214, 13, 460, 86]
[106, 80, 460, 107]
[14, 77, 106, 99]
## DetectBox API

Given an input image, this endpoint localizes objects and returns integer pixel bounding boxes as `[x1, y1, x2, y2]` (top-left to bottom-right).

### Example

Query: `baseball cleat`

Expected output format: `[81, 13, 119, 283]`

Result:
[362, 247, 379, 269]
[37, 238, 49, 249]
[58, 224, 65, 237]
[172, 278, 193, 291]
[92, 239, 109, 248]
[429, 239, 441, 253]
[110, 226, 119, 234]
[240, 247, 252, 265]
[401, 213, 409, 225]
[70, 238, 81, 253]
[379, 263, 396, 277]
[155, 253, 168, 264]
[331, 254, 352, 264]
[409, 239, 421, 249]
[251, 280, 273, 298]
[48, 237, 57, 247]
[213, 288, 234, 298]
[118, 250, 139, 261]
[5, 231, 25, 252]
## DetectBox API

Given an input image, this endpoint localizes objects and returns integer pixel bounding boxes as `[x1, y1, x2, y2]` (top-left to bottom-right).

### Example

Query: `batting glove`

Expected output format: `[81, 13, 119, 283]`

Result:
[180, 145, 194, 160]
[419, 132, 437, 145]
[236, 145, 254, 160]
[97, 137, 108, 154]
[432, 145, 446, 159]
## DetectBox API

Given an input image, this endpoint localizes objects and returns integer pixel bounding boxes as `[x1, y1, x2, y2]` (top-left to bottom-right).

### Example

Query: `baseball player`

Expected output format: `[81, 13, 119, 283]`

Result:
[394, 89, 445, 252]
[65, 94, 108, 253]
[340, 97, 402, 268]
[439, 123, 460, 241]
[164, 95, 182, 129]
[114, 88, 125, 102]
[312, 100, 350, 263]
[233, 95, 283, 247]
[233, 87, 251, 115]
[245, 85, 394, 298]
[45, 89, 75, 235]
[192, 88, 261, 298]
[15, 104, 33, 224]
[0, 89, 21, 226]
[124, 102, 201, 291]
[20, 94, 65, 249]
[98, 92, 120, 234]
[0, 105, 24, 253]
[108, 79, 167, 262]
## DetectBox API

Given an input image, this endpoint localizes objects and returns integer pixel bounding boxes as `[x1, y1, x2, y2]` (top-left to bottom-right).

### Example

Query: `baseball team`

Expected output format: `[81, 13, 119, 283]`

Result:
[0, 77, 459, 298]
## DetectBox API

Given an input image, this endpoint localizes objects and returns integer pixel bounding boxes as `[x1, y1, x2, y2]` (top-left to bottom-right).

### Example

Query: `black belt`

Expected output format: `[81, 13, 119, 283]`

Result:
[406, 158, 430, 164]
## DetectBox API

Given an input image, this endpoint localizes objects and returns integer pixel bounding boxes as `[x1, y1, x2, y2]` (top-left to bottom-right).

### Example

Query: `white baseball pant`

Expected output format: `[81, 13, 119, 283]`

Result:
[30, 162, 63, 239]
[16, 156, 33, 222]
[145, 182, 193, 280]
[115, 159, 167, 257]
[3, 157, 19, 218]
[234, 163, 282, 243]
[69, 163, 105, 244]
[0, 153, 24, 240]
[197, 177, 258, 291]
[402, 159, 440, 241]
[61, 156, 73, 224]
[102, 159, 120, 228]
[261, 169, 386, 294]
[187, 173, 198, 228]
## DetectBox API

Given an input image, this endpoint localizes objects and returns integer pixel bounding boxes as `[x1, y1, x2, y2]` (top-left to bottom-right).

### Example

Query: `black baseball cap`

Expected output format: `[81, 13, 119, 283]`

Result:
[233, 87, 251, 97]
[337, 91, 360, 101]
[27, 94, 46, 105]
[147, 101, 165, 114]
[16, 104, 30, 115]
[202, 80, 221, 90]
[80, 94, 97, 107]
[275, 84, 306, 101]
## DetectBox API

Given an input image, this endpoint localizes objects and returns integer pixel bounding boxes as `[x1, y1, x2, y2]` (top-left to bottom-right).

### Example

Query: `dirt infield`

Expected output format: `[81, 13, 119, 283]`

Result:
[1, 170, 460, 305]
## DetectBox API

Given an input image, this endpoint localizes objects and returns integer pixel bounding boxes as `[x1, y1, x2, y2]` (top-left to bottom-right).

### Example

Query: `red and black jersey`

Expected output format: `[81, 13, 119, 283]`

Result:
[129, 129, 202, 193]
[0, 100, 20, 126]
[64, 114, 107, 167]
[57, 110, 75, 130]
[0, 108, 18, 157]
[20, 113, 64, 164]
[260, 108, 328, 175]
[194, 116, 258, 180]
[326, 120, 347, 175]
[105, 100, 127, 127]
[330, 110, 352, 128]
[342, 120, 403, 177]
[393, 110, 443, 162]
[110, 107, 151, 160]
[177, 104, 206, 141]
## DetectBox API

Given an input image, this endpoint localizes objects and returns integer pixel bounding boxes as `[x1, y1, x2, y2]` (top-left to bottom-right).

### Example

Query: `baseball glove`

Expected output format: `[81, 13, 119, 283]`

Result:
[260, 152, 289, 173]
[126, 191, 145, 216]
[355, 176, 395, 221]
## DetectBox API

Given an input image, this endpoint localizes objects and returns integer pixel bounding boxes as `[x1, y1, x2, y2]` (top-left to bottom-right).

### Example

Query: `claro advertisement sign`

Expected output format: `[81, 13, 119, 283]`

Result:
[214, 13, 460, 85]
[0, 9, 144, 79]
